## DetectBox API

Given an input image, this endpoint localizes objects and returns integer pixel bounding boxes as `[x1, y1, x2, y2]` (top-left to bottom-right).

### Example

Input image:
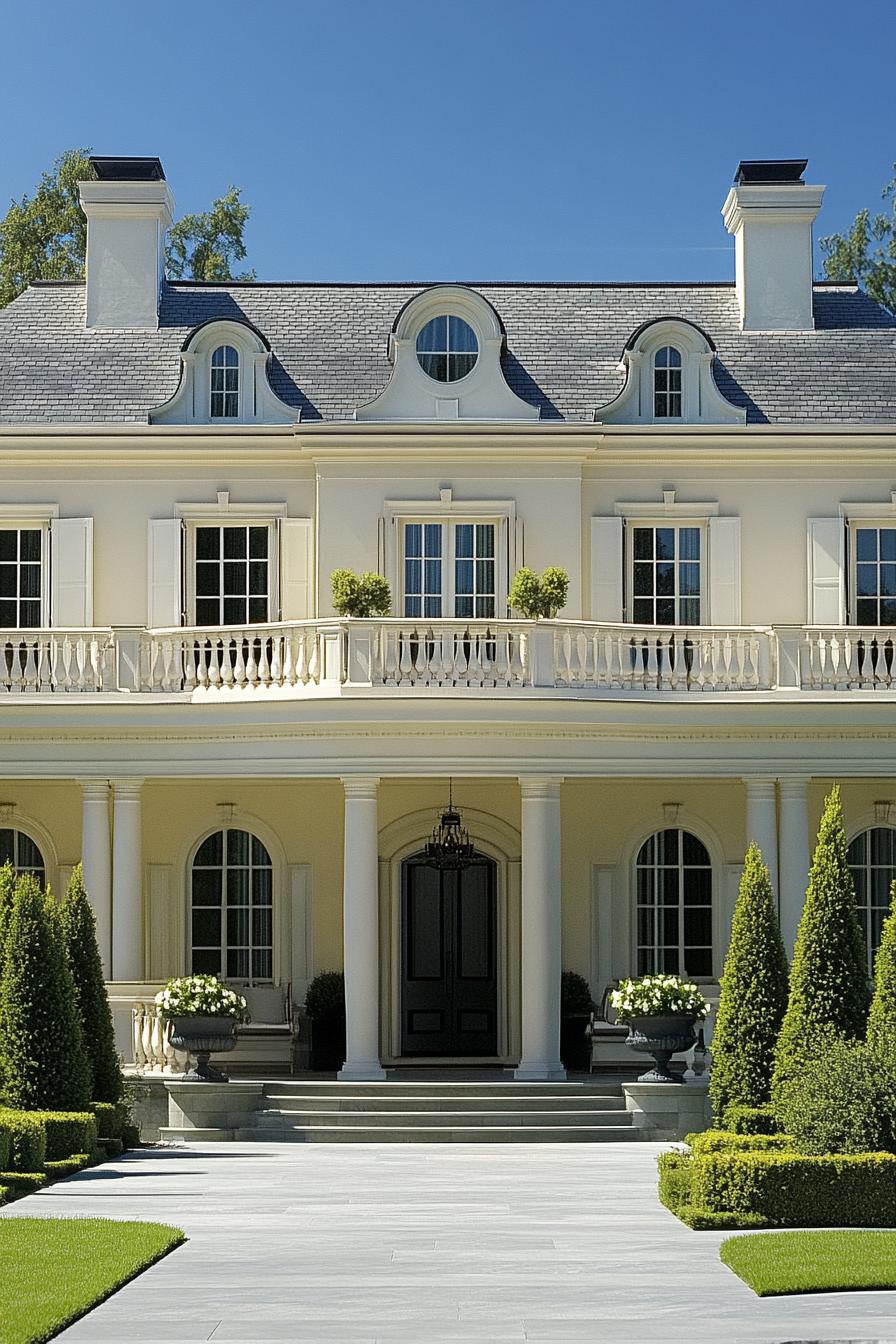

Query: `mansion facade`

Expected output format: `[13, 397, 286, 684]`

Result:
[0, 154, 895, 1079]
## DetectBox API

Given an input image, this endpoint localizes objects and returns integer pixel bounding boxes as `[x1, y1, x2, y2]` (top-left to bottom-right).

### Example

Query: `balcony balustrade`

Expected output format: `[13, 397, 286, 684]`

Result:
[2, 619, 896, 697]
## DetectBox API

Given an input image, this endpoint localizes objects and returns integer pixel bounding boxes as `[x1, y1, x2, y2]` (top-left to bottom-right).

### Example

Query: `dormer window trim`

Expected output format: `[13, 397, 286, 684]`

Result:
[150, 319, 297, 426]
[595, 317, 745, 426]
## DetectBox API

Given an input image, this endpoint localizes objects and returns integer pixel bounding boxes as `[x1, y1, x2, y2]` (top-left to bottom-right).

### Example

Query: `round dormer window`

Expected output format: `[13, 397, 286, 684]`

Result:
[416, 315, 478, 383]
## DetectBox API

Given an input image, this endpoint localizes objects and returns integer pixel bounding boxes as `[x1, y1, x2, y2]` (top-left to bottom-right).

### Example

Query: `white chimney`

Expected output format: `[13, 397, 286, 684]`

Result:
[79, 157, 175, 329]
[722, 159, 824, 331]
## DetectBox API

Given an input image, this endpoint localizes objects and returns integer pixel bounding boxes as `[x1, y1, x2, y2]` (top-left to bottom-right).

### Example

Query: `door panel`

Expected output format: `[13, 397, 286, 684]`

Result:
[401, 854, 498, 1056]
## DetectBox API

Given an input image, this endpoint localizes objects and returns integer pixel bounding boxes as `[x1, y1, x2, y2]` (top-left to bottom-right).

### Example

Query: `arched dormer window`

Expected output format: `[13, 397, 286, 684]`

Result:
[210, 345, 239, 419]
[596, 318, 745, 426]
[150, 319, 297, 426]
[653, 346, 682, 419]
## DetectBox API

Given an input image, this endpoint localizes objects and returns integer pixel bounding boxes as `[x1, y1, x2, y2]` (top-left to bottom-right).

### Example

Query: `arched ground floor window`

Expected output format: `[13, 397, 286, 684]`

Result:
[636, 828, 712, 977]
[847, 826, 896, 972]
[191, 828, 273, 982]
[0, 828, 45, 885]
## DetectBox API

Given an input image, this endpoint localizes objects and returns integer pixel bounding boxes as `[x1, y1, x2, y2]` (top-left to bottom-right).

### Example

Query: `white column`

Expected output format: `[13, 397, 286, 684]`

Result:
[778, 776, 811, 953]
[80, 781, 112, 978]
[339, 777, 386, 1081]
[111, 777, 144, 982]
[515, 776, 566, 1081]
[743, 777, 779, 895]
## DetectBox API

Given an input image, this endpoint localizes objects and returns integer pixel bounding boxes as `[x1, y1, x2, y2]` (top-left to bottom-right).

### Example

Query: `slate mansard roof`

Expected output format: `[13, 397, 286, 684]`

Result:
[0, 279, 894, 426]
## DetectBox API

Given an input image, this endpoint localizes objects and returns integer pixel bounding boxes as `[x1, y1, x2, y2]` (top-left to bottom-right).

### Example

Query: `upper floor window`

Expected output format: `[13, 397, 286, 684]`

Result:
[193, 524, 270, 626]
[847, 826, 894, 972]
[0, 828, 45, 885]
[191, 827, 273, 982]
[0, 528, 42, 628]
[636, 828, 712, 977]
[653, 347, 682, 418]
[854, 527, 896, 626]
[630, 525, 701, 625]
[210, 345, 239, 419]
[403, 521, 496, 619]
[416, 316, 478, 384]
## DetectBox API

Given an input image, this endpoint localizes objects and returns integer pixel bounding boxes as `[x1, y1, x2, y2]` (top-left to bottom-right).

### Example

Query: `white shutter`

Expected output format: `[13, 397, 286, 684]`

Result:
[708, 516, 742, 625]
[807, 517, 846, 625]
[280, 518, 313, 620]
[590, 516, 623, 622]
[147, 519, 183, 627]
[51, 517, 93, 627]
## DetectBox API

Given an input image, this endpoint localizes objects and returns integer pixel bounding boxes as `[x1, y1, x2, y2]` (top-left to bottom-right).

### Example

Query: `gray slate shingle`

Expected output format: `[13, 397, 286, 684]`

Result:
[0, 280, 893, 425]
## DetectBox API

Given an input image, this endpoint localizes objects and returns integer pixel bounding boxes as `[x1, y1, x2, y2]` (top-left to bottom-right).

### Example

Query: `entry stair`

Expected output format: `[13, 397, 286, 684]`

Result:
[236, 1079, 644, 1143]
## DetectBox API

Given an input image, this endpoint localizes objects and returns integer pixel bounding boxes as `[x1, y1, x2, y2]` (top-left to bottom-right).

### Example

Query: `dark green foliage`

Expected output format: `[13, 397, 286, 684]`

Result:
[561, 971, 593, 1013]
[89, 1101, 123, 1141]
[820, 162, 896, 315]
[679, 1208, 769, 1230]
[40, 1112, 98, 1163]
[710, 844, 788, 1122]
[330, 569, 391, 618]
[120, 1121, 140, 1150]
[44, 1154, 91, 1178]
[0, 863, 16, 947]
[60, 866, 123, 1104]
[166, 187, 255, 281]
[305, 971, 346, 1019]
[687, 1130, 791, 1156]
[777, 1036, 896, 1155]
[508, 566, 570, 618]
[0, 876, 90, 1111]
[657, 1149, 692, 1213]
[690, 1151, 896, 1228]
[0, 1110, 46, 1171]
[99, 1137, 124, 1158]
[723, 1103, 779, 1134]
[0, 1124, 9, 1171]
[0, 1171, 47, 1195]
[868, 885, 896, 1058]
[771, 787, 870, 1114]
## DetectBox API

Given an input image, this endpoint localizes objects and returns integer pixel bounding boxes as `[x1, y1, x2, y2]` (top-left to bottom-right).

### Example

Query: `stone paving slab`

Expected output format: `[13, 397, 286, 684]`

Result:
[2, 1141, 896, 1342]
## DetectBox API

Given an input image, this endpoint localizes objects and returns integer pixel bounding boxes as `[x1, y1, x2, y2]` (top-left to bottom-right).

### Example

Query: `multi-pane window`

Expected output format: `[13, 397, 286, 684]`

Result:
[0, 829, 45, 885]
[403, 522, 496, 619]
[416, 316, 479, 383]
[191, 828, 273, 982]
[631, 526, 701, 625]
[194, 525, 269, 626]
[847, 827, 895, 972]
[210, 345, 239, 419]
[653, 346, 682, 418]
[636, 828, 713, 977]
[854, 527, 896, 626]
[0, 529, 42, 628]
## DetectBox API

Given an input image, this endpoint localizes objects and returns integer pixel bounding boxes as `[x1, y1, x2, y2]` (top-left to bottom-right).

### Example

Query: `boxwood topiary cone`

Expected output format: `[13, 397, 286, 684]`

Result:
[60, 864, 123, 1104]
[771, 786, 870, 1116]
[0, 875, 90, 1110]
[710, 843, 789, 1124]
[868, 882, 896, 1060]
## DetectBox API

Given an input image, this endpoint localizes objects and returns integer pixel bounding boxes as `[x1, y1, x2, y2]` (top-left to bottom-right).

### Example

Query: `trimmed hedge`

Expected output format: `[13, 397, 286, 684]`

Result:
[0, 1171, 47, 1194]
[44, 1154, 91, 1178]
[0, 1123, 10, 1172]
[0, 1110, 47, 1172]
[724, 1103, 778, 1135]
[687, 1129, 791, 1156]
[40, 1112, 98, 1163]
[692, 1150, 896, 1227]
[778, 1036, 896, 1155]
[680, 1206, 769, 1230]
[90, 1101, 124, 1141]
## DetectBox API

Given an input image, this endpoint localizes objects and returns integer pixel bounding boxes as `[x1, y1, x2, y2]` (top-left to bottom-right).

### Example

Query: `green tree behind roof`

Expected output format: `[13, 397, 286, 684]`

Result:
[0, 148, 254, 308]
[820, 163, 896, 315]
[771, 785, 871, 1114]
[710, 842, 789, 1123]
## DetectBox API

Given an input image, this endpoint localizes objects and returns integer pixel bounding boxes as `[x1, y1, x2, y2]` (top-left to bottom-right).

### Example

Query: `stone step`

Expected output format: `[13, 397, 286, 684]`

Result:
[261, 1081, 623, 1099]
[231, 1123, 646, 1144]
[261, 1093, 626, 1113]
[254, 1107, 633, 1128]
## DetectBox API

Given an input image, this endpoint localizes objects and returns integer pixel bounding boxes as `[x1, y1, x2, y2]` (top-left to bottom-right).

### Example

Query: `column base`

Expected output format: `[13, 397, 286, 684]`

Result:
[337, 1061, 387, 1082]
[513, 1061, 567, 1082]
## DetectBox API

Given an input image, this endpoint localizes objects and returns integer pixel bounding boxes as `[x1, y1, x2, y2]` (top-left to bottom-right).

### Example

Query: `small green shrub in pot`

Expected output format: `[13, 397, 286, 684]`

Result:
[560, 971, 594, 1072]
[331, 569, 392, 618]
[508, 566, 569, 619]
[305, 971, 346, 1072]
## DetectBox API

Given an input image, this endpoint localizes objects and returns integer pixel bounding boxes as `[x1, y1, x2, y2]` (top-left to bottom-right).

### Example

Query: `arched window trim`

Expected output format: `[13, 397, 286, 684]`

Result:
[149, 320, 297, 426]
[634, 826, 713, 979]
[0, 826, 46, 886]
[189, 825, 275, 985]
[653, 345, 683, 419]
[597, 318, 745, 426]
[846, 823, 896, 972]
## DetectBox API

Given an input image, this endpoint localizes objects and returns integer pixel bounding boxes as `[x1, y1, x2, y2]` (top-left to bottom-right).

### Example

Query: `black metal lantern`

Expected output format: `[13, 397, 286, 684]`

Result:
[425, 781, 475, 870]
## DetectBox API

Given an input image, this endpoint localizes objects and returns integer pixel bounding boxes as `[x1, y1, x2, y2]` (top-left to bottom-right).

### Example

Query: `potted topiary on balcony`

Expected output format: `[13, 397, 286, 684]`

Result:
[610, 974, 710, 1083]
[305, 971, 346, 1072]
[331, 569, 392, 618]
[508, 566, 569, 619]
[560, 970, 595, 1072]
[155, 975, 249, 1083]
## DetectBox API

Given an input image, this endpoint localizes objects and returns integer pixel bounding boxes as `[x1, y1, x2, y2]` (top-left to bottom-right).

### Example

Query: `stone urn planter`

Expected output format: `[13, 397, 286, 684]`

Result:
[168, 1015, 238, 1083]
[625, 1013, 697, 1084]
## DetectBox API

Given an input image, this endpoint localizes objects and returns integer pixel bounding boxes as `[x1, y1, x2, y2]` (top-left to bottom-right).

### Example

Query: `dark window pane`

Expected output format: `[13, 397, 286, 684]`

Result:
[223, 598, 247, 625]
[193, 947, 221, 975]
[196, 528, 219, 561]
[679, 528, 700, 561]
[424, 523, 442, 556]
[195, 831, 223, 866]
[682, 831, 710, 866]
[248, 562, 267, 596]
[856, 529, 878, 562]
[249, 528, 268, 559]
[882, 566, 896, 597]
[192, 907, 221, 946]
[195, 598, 220, 626]
[418, 352, 447, 382]
[0, 568, 16, 598]
[655, 599, 675, 624]
[455, 525, 473, 558]
[659, 830, 679, 863]
[881, 530, 896, 562]
[252, 906, 272, 949]
[0, 534, 16, 561]
[227, 907, 249, 946]
[633, 562, 653, 597]
[19, 601, 40, 628]
[455, 559, 473, 594]
[20, 532, 41, 562]
[857, 564, 878, 597]
[655, 529, 675, 561]
[251, 835, 272, 867]
[227, 948, 249, 979]
[223, 529, 247, 560]
[632, 599, 653, 623]
[856, 598, 878, 624]
[684, 906, 712, 946]
[880, 600, 896, 626]
[227, 829, 251, 865]
[655, 562, 675, 596]
[405, 525, 422, 559]
[196, 563, 219, 597]
[686, 948, 712, 977]
[191, 868, 221, 906]
[633, 529, 653, 560]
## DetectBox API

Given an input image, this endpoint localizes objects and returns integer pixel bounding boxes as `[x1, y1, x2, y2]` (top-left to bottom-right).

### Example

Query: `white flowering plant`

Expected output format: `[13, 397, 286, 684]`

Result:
[610, 974, 709, 1022]
[155, 975, 249, 1022]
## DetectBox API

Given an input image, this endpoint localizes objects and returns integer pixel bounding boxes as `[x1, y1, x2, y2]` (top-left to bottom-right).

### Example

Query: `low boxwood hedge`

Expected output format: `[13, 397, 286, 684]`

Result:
[0, 1111, 47, 1173]
[687, 1130, 791, 1156]
[89, 1101, 126, 1142]
[723, 1103, 778, 1135]
[0, 1171, 48, 1194]
[0, 1123, 10, 1172]
[40, 1112, 97, 1163]
[44, 1154, 92, 1178]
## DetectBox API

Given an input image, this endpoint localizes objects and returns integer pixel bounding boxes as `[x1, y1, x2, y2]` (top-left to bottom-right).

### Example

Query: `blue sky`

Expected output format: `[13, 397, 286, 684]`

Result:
[2, 0, 894, 283]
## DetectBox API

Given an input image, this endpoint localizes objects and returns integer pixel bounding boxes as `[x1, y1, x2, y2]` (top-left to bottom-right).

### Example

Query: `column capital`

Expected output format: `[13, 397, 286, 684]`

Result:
[112, 777, 144, 801]
[742, 776, 777, 792]
[519, 776, 563, 801]
[778, 776, 811, 797]
[79, 779, 110, 801]
[342, 776, 379, 801]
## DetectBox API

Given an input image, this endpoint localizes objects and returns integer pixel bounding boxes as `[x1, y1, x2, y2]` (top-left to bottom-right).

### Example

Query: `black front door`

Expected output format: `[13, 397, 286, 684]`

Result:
[401, 853, 498, 1056]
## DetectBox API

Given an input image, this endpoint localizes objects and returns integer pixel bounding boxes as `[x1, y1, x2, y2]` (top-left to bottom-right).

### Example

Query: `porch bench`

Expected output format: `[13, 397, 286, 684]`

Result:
[228, 983, 302, 1074]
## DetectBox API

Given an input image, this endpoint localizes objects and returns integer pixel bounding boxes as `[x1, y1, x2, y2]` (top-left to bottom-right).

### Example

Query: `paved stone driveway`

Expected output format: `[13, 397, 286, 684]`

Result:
[3, 1141, 895, 1342]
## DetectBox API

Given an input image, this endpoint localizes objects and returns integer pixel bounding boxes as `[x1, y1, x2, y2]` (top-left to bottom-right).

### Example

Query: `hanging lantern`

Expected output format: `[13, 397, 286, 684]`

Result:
[425, 781, 475, 870]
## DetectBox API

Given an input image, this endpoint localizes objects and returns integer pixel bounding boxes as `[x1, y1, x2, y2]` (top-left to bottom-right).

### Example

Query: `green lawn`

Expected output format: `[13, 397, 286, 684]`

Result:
[721, 1230, 896, 1297]
[0, 1217, 184, 1343]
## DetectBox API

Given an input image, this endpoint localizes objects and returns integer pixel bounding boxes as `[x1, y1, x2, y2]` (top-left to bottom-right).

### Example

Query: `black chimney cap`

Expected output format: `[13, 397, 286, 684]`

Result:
[89, 156, 166, 182]
[735, 159, 808, 186]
